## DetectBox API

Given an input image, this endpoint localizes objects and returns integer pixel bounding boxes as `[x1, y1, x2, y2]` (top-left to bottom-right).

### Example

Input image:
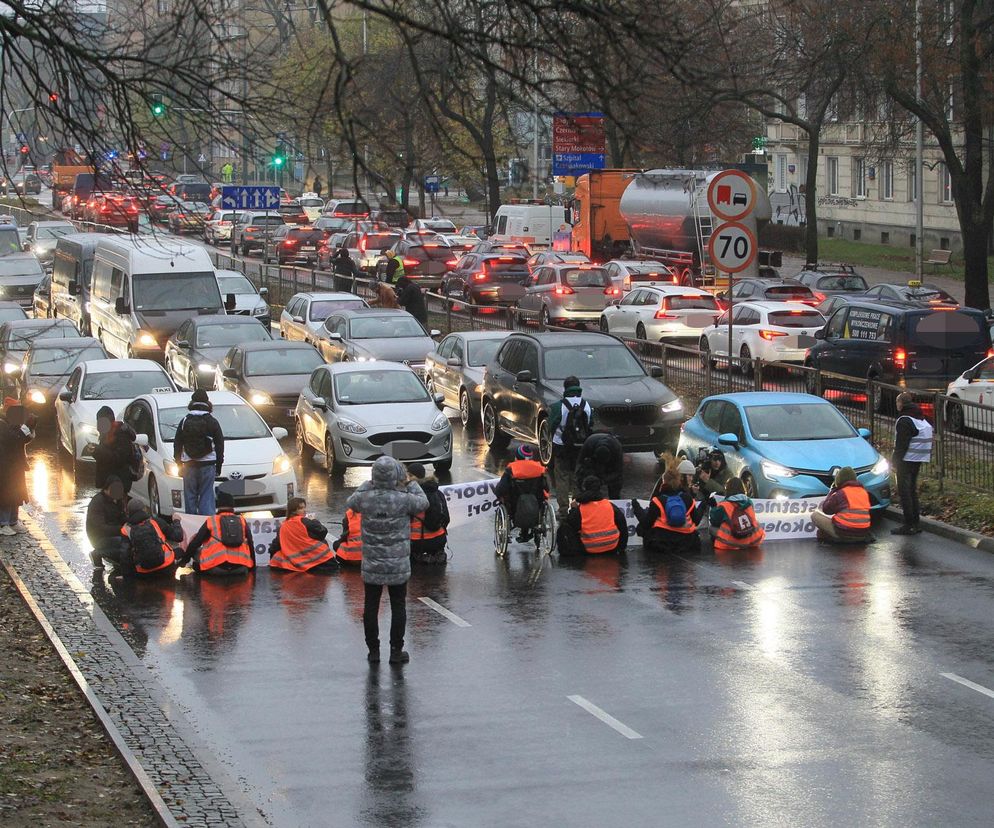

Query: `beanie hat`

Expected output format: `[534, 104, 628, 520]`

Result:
[407, 462, 426, 479]
[516, 444, 537, 460]
[677, 459, 696, 476]
[127, 498, 146, 515]
[189, 389, 211, 410]
[581, 475, 602, 494]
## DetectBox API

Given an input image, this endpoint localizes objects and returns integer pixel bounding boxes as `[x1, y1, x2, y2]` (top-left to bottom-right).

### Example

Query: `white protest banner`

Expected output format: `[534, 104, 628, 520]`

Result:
[175, 512, 283, 560]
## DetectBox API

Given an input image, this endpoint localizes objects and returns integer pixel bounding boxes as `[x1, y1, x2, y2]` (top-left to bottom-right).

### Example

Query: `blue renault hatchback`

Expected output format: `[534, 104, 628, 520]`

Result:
[677, 391, 892, 507]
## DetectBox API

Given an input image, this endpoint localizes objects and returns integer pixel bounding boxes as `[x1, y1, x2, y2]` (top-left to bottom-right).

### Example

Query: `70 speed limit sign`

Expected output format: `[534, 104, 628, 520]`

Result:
[707, 221, 757, 274]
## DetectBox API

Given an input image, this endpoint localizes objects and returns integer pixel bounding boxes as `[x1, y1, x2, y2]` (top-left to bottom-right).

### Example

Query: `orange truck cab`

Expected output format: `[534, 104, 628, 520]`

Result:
[567, 169, 639, 262]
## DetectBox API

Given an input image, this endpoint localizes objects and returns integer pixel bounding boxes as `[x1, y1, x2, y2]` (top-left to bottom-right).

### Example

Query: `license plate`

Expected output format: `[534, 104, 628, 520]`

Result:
[301, 246, 316, 251]
[782, 335, 799, 348]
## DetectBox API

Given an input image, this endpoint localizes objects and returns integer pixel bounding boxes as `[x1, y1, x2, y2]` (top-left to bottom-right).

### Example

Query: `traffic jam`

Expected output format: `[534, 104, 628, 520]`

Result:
[3, 163, 993, 560]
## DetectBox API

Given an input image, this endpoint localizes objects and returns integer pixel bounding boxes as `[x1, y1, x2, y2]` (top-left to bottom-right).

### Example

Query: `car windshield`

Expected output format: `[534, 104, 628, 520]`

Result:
[217, 276, 256, 295]
[159, 404, 271, 441]
[196, 322, 271, 348]
[27, 345, 105, 376]
[245, 348, 323, 376]
[467, 339, 502, 366]
[544, 345, 644, 379]
[0, 229, 22, 256]
[133, 272, 223, 311]
[745, 403, 855, 441]
[349, 316, 426, 338]
[37, 226, 73, 241]
[0, 307, 27, 322]
[81, 370, 172, 399]
[907, 309, 989, 351]
[818, 275, 867, 291]
[334, 370, 429, 404]
[299, 198, 323, 207]
[563, 268, 610, 287]
[310, 299, 364, 320]
[768, 310, 825, 328]
[4, 323, 80, 349]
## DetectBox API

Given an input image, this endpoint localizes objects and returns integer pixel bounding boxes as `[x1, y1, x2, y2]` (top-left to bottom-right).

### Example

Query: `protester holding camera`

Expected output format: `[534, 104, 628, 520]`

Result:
[695, 448, 731, 499]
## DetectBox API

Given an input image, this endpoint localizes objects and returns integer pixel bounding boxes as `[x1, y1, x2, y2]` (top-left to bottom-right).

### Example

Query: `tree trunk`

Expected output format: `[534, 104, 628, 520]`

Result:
[961, 216, 991, 310]
[803, 129, 820, 264]
[482, 136, 502, 222]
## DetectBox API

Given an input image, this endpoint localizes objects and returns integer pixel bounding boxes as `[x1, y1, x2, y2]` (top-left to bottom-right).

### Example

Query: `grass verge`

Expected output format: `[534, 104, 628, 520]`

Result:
[815, 238, 994, 283]
[916, 477, 994, 536]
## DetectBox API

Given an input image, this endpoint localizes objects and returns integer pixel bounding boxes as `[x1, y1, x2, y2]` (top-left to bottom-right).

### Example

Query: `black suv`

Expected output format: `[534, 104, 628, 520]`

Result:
[442, 253, 529, 307]
[793, 263, 869, 302]
[377, 239, 457, 289]
[480, 331, 684, 463]
[804, 298, 992, 410]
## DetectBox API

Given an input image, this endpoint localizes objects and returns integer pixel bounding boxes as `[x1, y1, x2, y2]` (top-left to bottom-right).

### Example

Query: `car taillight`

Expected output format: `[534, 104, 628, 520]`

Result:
[623, 277, 631, 291]
[987, 348, 994, 358]
[654, 310, 677, 319]
[247, 226, 258, 232]
[402, 258, 419, 267]
[604, 287, 620, 296]
[671, 273, 680, 284]
[473, 272, 488, 281]
[284, 239, 298, 246]
[359, 239, 367, 252]
[813, 292, 826, 303]
[445, 260, 457, 268]
[894, 347, 907, 369]
[759, 329, 788, 341]
[554, 285, 575, 295]
[220, 221, 231, 227]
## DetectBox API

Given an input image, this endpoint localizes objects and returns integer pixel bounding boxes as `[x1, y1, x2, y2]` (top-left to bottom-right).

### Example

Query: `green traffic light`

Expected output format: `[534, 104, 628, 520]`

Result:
[151, 102, 166, 117]
[273, 156, 284, 166]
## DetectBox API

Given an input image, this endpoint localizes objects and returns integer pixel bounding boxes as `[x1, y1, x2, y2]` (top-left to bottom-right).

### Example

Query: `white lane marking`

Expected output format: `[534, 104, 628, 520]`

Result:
[567, 695, 644, 740]
[732, 580, 755, 591]
[941, 672, 994, 699]
[417, 597, 471, 627]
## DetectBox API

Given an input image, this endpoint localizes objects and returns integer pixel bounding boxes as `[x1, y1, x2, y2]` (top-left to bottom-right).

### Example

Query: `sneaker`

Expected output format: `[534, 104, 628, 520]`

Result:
[389, 648, 410, 664]
[890, 525, 918, 536]
[89, 550, 104, 569]
[0, 525, 15, 536]
[12, 522, 28, 534]
[367, 650, 380, 664]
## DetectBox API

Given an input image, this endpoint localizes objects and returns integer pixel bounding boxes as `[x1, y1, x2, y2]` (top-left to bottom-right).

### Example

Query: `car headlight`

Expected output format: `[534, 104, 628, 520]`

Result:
[431, 412, 448, 432]
[474, 383, 483, 393]
[198, 363, 215, 373]
[28, 389, 46, 405]
[135, 330, 159, 349]
[661, 399, 683, 414]
[871, 456, 890, 476]
[337, 417, 367, 435]
[252, 305, 268, 316]
[272, 453, 291, 475]
[761, 459, 796, 480]
[165, 460, 182, 478]
[250, 391, 273, 406]
[3, 362, 18, 374]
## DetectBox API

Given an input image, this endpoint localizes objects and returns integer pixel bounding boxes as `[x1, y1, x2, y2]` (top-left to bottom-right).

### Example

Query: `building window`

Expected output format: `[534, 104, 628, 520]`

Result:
[827, 157, 839, 196]
[853, 158, 867, 198]
[775, 154, 787, 192]
[881, 161, 894, 200]
[881, 232, 890, 244]
[908, 163, 918, 201]
[940, 164, 953, 203]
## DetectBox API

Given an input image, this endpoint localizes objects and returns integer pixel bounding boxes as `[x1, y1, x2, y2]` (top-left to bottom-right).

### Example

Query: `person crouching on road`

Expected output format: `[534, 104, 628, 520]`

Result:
[574, 429, 624, 499]
[333, 508, 363, 565]
[345, 457, 428, 665]
[632, 457, 706, 554]
[370, 281, 399, 309]
[407, 463, 449, 565]
[119, 499, 183, 578]
[179, 492, 255, 575]
[87, 476, 128, 570]
[269, 497, 338, 573]
[709, 477, 766, 551]
[174, 389, 225, 517]
[891, 392, 933, 535]
[557, 475, 628, 556]
[812, 466, 873, 543]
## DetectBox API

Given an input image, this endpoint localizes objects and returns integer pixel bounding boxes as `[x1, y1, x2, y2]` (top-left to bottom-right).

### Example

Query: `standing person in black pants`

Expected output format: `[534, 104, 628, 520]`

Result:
[345, 457, 428, 664]
[891, 392, 933, 535]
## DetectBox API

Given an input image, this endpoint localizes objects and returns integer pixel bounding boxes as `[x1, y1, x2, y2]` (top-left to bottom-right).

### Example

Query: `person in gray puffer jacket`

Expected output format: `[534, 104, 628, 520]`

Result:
[346, 456, 428, 665]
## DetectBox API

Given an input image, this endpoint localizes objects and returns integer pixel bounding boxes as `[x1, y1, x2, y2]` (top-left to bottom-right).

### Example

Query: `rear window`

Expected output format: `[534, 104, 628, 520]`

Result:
[765, 285, 813, 299]
[279, 204, 305, 214]
[906, 286, 957, 303]
[363, 233, 400, 249]
[332, 201, 368, 215]
[906, 310, 990, 351]
[817, 275, 867, 291]
[250, 216, 284, 226]
[485, 258, 528, 273]
[409, 246, 457, 262]
[288, 229, 324, 242]
[563, 268, 610, 287]
[768, 310, 824, 328]
[665, 295, 717, 311]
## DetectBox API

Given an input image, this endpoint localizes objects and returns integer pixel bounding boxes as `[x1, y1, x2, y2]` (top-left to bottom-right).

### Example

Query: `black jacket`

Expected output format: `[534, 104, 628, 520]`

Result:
[85, 491, 127, 548]
[632, 486, 707, 534]
[180, 509, 256, 567]
[93, 421, 138, 490]
[0, 419, 33, 506]
[173, 410, 225, 470]
[575, 432, 624, 488]
[411, 477, 449, 554]
[333, 252, 358, 278]
[894, 403, 927, 463]
[563, 489, 628, 553]
[395, 280, 428, 327]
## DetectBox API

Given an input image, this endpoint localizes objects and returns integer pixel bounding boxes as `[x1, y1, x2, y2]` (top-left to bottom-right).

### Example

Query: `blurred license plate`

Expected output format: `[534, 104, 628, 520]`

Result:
[301, 245, 316, 251]
[782, 335, 799, 348]
[686, 313, 714, 328]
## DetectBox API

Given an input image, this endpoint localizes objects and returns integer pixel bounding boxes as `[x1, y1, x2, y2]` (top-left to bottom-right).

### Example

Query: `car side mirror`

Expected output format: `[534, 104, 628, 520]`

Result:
[430, 329, 441, 338]
[224, 292, 236, 311]
[68, 281, 78, 296]
[814, 329, 826, 340]
[716, 292, 727, 300]
[175, 339, 190, 349]
[327, 332, 342, 341]
[114, 296, 129, 315]
[857, 427, 872, 440]
[134, 433, 149, 447]
[259, 287, 268, 297]
[433, 392, 445, 408]
[649, 365, 664, 378]
[292, 315, 304, 323]
[58, 389, 71, 402]
[313, 399, 327, 411]
[446, 356, 462, 367]
[222, 368, 238, 379]
[272, 427, 288, 440]
[516, 369, 534, 383]
[717, 431, 739, 448]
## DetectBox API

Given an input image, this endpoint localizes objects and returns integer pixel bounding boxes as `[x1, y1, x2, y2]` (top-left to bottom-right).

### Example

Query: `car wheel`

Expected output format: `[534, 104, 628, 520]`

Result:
[459, 388, 475, 430]
[740, 344, 754, 377]
[541, 307, 551, 329]
[600, 316, 610, 333]
[537, 417, 552, 465]
[295, 418, 313, 462]
[187, 367, 197, 391]
[636, 322, 647, 341]
[948, 399, 966, 434]
[869, 378, 893, 414]
[149, 476, 161, 517]
[741, 472, 757, 498]
[699, 338, 715, 370]
[434, 458, 452, 473]
[680, 269, 693, 287]
[804, 365, 819, 395]
[325, 433, 344, 475]
[482, 400, 510, 451]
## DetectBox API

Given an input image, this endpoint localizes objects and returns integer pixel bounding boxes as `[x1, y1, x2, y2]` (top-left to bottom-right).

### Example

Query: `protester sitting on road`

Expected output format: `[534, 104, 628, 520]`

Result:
[179, 492, 255, 575]
[86, 476, 128, 569]
[174, 389, 225, 516]
[574, 430, 624, 499]
[119, 498, 183, 578]
[709, 477, 766, 551]
[0, 404, 36, 535]
[557, 475, 628, 556]
[394, 276, 429, 329]
[333, 507, 363, 565]
[632, 456, 706, 554]
[494, 444, 550, 543]
[93, 405, 141, 494]
[370, 281, 399, 309]
[695, 448, 731, 499]
[407, 463, 449, 565]
[269, 497, 338, 572]
[812, 467, 873, 543]
[345, 456, 428, 665]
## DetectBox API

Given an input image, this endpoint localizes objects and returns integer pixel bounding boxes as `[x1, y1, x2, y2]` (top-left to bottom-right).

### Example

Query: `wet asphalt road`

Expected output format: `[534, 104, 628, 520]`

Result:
[22, 414, 994, 827]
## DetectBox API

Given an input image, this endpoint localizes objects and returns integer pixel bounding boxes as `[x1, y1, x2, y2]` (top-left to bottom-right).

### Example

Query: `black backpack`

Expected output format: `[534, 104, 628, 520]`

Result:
[561, 400, 591, 449]
[422, 490, 450, 533]
[130, 521, 165, 570]
[728, 502, 758, 539]
[513, 493, 540, 530]
[182, 415, 213, 459]
[218, 513, 245, 548]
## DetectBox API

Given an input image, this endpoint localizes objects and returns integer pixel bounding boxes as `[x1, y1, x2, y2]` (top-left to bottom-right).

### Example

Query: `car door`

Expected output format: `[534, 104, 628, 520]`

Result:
[429, 335, 455, 401]
[840, 306, 888, 380]
[218, 347, 241, 392]
[734, 306, 760, 355]
[815, 306, 850, 375]
[612, 289, 641, 334]
[512, 341, 544, 438]
[490, 339, 523, 432]
[124, 401, 156, 496]
[319, 316, 348, 362]
[716, 402, 749, 479]
[55, 365, 83, 448]
[689, 399, 727, 456]
[960, 357, 994, 429]
[168, 320, 195, 386]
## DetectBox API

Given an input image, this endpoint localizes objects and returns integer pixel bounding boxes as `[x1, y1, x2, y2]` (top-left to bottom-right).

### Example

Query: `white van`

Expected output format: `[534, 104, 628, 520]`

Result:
[88, 238, 229, 361]
[490, 203, 567, 249]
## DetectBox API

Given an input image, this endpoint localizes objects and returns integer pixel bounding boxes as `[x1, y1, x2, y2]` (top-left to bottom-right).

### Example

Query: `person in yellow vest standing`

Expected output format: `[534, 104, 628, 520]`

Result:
[891, 392, 933, 535]
[333, 508, 363, 565]
[269, 497, 338, 572]
[179, 492, 255, 575]
[708, 477, 766, 551]
[383, 249, 405, 284]
[557, 476, 628, 556]
[812, 467, 873, 543]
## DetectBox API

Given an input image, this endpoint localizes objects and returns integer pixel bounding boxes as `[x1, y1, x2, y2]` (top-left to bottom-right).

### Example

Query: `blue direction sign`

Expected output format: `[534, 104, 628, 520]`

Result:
[221, 185, 281, 210]
[424, 174, 441, 194]
[551, 152, 606, 177]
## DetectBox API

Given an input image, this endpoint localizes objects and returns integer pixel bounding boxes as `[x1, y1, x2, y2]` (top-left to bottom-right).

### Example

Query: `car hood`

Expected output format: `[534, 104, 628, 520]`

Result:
[337, 400, 443, 428]
[70, 398, 133, 423]
[246, 374, 310, 396]
[537, 375, 677, 406]
[138, 309, 222, 342]
[351, 337, 434, 363]
[192, 345, 235, 365]
[231, 295, 266, 313]
[26, 374, 73, 395]
[752, 436, 879, 472]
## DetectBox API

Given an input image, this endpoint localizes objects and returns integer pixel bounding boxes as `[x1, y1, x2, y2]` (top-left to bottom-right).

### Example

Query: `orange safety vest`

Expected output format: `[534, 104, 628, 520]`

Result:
[270, 516, 336, 572]
[832, 484, 871, 533]
[714, 500, 766, 551]
[651, 495, 697, 534]
[411, 510, 446, 541]
[338, 509, 363, 562]
[120, 519, 176, 574]
[578, 500, 621, 554]
[508, 459, 546, 480]
[197, 513, 254, 571]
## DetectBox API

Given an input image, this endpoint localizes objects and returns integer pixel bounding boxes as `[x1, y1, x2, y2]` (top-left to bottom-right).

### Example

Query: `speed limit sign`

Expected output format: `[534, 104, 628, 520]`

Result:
[708, 221, 757, 274]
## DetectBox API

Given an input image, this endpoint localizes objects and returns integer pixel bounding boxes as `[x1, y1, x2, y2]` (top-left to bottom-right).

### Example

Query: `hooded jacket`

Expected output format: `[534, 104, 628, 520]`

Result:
[345, 457, 428, 585]
[85, 490, 127, 548]
[549, 385, 591, 448]
[93, 406, 138, 490]
[575, 432, 624, 488]
[395, 277, 428, 327]
[709, 493, 754, 528]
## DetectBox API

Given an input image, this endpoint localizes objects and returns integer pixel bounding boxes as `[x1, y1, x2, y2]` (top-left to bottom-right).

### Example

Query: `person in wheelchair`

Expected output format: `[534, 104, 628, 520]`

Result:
[494, 444, 550, 542]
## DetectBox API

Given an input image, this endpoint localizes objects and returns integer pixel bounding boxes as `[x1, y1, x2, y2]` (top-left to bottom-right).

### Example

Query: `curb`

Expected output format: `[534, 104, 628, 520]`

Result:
[883, 506, 994, 553]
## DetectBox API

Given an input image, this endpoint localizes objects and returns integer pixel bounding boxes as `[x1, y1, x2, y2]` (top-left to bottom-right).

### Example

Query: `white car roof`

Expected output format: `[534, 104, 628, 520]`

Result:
[742, 300, 823, 313]
[83, 358, 168, 374]
[290, 291, 364, 301]
[636, 284, 713, 297]
[140, 390, 244, 410]
[610, 259, 666, 268]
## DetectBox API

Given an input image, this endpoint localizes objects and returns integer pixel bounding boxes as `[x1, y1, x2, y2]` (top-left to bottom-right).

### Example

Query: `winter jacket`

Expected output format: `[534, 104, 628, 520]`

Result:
[395, 279, 428, 328]
[345, 456, 428, 585]
[575, 432, 624, 490]
[119, 506, 183, 577]
[85, 491, 127, 549]
[93, 420, 139, 491]
[0, 417, 33, 507]
[411, 476, 449, 556]
[633, 485, 705, 554]
[893, 403, 928, 464]
[174, 409, 225, 471]
[549, 386, 591, 447]
[818, 481, 872, 539]
[562, 488, 628, 554]
[696, 463, 731, 498]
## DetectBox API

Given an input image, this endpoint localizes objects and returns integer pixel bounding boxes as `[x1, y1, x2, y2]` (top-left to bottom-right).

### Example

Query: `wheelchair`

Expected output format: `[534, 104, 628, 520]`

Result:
[493, 498, 557, 558]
